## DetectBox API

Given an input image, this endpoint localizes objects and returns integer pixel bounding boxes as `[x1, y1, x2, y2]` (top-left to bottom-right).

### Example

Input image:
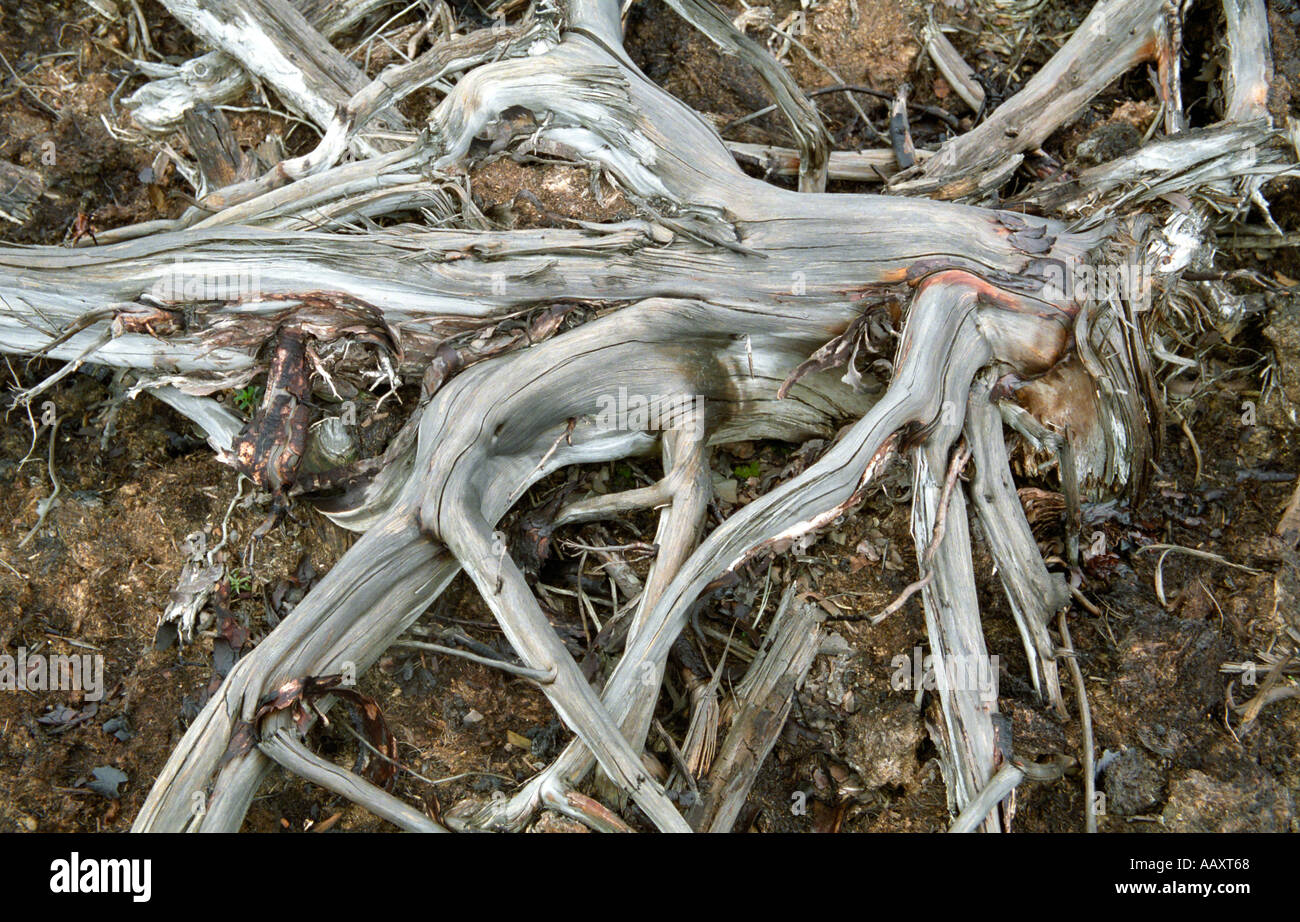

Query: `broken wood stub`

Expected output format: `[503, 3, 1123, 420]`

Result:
[231, 327, 312, 494]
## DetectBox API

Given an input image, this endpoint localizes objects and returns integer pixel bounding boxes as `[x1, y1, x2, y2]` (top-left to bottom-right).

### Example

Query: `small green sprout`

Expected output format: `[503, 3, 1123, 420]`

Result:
[733, 461, 762, 480]
[612, 462, 636, 490]
[227, 569, 252, 595]
[233, 385, 262, 415]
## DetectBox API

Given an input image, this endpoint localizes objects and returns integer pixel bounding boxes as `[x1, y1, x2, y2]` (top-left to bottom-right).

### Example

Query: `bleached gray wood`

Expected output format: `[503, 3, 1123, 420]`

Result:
[726, 142, 928, 182]
[125, 0, 399, 132]
[966, 373, 1067, 712]
[923, 23, 984, 113]
[0, 0, 1276, 833]
[662, 0, 830, 192]
[1223, 0, 1272, 123]
[157, 0, 405, 138]
[897, 0, 1171, 195]
[258, 728, 449, 832]
[688, 584, 822, 832]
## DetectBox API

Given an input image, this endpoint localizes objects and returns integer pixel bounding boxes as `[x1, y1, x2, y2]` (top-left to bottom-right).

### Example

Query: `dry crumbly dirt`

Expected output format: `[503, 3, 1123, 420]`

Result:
[0, 0, 1298, 833]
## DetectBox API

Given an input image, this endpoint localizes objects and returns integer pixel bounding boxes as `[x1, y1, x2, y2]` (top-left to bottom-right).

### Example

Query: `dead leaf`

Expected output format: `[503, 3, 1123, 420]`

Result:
[86, 766, 128, 799]
[507, 730, 532, 749]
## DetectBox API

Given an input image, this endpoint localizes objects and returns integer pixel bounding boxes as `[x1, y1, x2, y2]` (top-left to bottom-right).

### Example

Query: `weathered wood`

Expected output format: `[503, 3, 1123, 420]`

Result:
[0, 0, 1283, 834]
[966, 372, 1067, 711]
[898, 0, 1170, 195]
[181, 104, 254, 194]
[0, 161, 46, 226]
[135, 513, 455, 832]
[923, 22, 985, 113]
[157, 0, 405, 139]
[125, 0, 397, 133]
[1223, 0, 1272, 123]
[258, 728, 448, 832]
[688, 584, 822, 832]
[726, 141, 929, 182]
[663, 0, 830, 192]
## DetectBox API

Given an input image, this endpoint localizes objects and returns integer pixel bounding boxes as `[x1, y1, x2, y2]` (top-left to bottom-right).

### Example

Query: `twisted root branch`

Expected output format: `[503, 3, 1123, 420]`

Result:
[0, 0, 1285, 832]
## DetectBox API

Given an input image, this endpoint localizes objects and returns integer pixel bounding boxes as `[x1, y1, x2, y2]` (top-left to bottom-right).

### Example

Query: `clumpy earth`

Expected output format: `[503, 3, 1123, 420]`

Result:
[0, 0, 1297, 832]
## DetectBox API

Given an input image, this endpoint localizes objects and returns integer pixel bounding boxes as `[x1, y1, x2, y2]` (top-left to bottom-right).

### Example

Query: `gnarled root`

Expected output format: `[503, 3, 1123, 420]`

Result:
[966, 373, 1069, 714]
[134, 514, 455, 831]
[0, 0, 1281, 834]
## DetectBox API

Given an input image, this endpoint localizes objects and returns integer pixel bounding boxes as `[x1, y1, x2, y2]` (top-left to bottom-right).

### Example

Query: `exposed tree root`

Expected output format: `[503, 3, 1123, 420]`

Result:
[687, 582, 824, 832]
[1, 0, 1293, 832]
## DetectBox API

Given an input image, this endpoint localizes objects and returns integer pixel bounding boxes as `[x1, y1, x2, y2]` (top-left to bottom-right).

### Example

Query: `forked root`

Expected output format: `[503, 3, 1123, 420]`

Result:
[133, 514, 456, 831]
[459, 265, 1083, 829]
[124, 255, 1142, 832]
[966, 374, 1069, 713]
[43, 0, 1271, 834]
[441, 511, 692, 832]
